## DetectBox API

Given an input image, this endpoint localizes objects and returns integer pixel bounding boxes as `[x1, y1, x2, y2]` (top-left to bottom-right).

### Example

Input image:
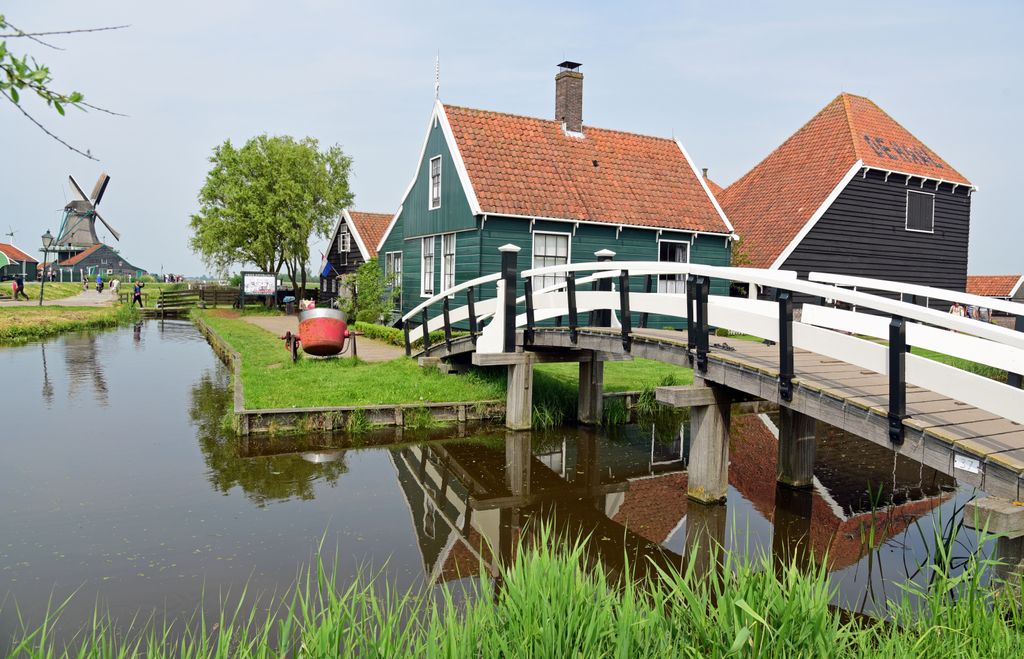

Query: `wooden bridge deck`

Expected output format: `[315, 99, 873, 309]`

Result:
[519, 327, 1024, 500]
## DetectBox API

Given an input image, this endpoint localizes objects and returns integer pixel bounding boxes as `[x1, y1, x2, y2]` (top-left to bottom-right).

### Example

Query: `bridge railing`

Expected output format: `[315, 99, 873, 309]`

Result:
[406, 247, 1024, 443]
[808, 270, 1024, 388]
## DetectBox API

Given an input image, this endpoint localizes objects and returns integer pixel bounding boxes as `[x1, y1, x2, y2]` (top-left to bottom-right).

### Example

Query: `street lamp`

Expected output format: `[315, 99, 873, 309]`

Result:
[39, 229, 54, 306]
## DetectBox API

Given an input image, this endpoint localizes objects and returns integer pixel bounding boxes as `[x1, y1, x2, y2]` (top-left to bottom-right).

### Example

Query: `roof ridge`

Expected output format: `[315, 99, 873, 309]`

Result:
[442, 103, 677, 143]
[722, 94, 854, 200]
[839, 92, 861, 159]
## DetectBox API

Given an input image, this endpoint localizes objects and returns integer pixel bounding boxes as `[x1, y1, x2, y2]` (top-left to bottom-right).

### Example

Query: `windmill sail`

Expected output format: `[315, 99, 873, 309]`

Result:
[57, 173, 120, 247]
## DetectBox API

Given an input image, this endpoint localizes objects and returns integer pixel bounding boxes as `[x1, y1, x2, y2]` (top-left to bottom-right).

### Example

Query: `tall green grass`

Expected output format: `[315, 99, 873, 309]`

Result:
[7, 520, 1021, 657]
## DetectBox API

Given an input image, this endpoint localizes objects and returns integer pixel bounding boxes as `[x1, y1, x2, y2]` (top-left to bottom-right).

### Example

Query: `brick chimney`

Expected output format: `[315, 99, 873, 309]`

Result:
[555, 61, 583, 134]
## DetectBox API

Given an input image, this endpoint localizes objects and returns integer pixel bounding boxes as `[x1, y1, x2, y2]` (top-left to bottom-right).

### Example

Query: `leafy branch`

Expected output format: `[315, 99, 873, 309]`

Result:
[0, 13, 129, 160]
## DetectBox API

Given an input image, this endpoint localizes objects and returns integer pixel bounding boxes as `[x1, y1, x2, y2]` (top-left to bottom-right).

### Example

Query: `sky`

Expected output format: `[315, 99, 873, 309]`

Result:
[1, 0, 1021, 276]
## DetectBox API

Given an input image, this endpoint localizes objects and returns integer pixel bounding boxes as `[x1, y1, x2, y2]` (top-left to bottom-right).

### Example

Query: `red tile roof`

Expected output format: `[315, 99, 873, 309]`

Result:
[719, 93, 971, 268]
[57, 243, 103, 267]
[0, 242, 38, 264]
[704, 176, 724, 196]
[347, 211, 392, 259]
[443, 104, 731, 234]
[966, 274, 1024, 298]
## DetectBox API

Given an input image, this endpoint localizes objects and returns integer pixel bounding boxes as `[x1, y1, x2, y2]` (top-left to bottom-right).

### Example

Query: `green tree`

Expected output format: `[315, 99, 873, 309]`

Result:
[189, 135, 353, 298]
[1, 14, 127, 159]
[338, 258, 395, 323]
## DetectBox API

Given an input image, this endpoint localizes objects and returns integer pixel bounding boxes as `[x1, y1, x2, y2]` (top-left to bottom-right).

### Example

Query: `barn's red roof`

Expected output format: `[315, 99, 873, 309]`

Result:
[719, 93, 971, 268]
[347, 211, 392, 259]
[966, 274, 1024, 298]
[0, 242, 38, 264]
[704, 176, 724, 196]
[443, 104, 731, 234]
[57, 243, 103, 267]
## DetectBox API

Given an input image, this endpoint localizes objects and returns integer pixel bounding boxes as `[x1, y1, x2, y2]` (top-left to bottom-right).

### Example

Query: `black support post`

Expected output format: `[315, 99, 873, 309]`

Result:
[889, 316, 907, 445]
[442, 296, 452, 349]
[524, 278, 536, 346]
[694, 275, 709, 374]
[639, 274, 653, 329]
[500, 245, 519, 353]
[777, 290, 794, 402]
[403, 321, 411, 357]
[467, 286, 478, 344]
[618, 270, 632, 352]
[567, 272, 579, 344]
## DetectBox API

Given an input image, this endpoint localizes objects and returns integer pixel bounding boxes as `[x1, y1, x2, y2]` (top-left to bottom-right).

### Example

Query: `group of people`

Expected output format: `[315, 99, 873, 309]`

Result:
[5, 273, 144, 305]
[948, 302, 990, 323]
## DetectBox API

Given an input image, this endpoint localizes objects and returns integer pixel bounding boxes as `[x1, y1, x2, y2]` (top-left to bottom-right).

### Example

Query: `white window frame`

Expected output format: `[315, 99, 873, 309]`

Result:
[905, 190, 935, 234]
[429, 156, 442, 210]
[441, 233, 456, 293]
[531, 231, 572, 291]
[657, 239, 690, 294]
[385, 251, 403, 288]
[420, 236, 435, 297]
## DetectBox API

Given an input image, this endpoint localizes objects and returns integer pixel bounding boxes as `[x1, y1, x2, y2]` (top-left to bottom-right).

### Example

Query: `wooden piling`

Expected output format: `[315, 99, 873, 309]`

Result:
[578, 356, 604, 425]
[687, 384, 732, 504]
[777, 407, 816, 488]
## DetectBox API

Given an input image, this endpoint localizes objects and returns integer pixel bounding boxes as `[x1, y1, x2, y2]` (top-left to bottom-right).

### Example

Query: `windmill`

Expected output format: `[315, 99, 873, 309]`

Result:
[56, 173, 121, 248]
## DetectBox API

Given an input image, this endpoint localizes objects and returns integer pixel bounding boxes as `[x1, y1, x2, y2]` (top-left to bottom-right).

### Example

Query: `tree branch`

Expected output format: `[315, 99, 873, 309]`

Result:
[0, 24, 131, 38]
[0, 88, 97, 160]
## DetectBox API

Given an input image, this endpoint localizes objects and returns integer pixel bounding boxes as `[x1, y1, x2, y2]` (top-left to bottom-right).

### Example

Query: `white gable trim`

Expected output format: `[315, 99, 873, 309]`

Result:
[1010, 276, 1024, 299]
[342, 209, 372, 261]
[435, 101, 482, 216]
[375, 206, 403, 255]
[769, 160, 864, 270]
[674, 139, 735, 236]
[377, 100, 483, 254]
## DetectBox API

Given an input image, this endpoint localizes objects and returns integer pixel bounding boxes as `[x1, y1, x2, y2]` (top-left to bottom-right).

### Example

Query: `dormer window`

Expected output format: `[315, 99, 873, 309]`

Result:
[429, 156, 442, 210]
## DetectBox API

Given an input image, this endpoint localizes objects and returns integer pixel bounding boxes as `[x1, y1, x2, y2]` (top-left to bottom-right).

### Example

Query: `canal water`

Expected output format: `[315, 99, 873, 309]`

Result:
[0, 321, 982, 644]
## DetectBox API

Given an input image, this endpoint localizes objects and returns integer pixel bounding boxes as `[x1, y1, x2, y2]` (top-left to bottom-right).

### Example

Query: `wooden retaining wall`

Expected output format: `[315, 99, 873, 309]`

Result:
[193, 314, 504, 435]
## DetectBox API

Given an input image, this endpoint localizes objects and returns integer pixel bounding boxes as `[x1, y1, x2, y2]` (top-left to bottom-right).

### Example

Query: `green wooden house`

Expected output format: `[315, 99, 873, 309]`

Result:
[377, 62, 735, 327]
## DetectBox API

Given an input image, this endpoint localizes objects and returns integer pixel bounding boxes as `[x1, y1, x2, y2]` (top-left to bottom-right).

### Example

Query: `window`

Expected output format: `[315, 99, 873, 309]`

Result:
[429, 156, 442, 210]
[658, 240, 689, 294]
[385, 251, 403, 287]
[421, 236, 435, 296]
[532, 232, 571, 291]
[338, 226, 350, 265]
[906, 191, 935, 232]
[441, 233, 456, 292]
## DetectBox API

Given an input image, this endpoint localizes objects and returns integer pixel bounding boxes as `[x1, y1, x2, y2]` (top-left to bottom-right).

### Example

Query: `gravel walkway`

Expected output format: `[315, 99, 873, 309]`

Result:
[241, 314, 404, 362]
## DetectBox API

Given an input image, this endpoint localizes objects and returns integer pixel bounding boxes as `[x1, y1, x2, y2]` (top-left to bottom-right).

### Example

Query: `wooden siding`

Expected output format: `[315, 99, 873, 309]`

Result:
[782, 171, 971, 307]
[319, 220, 368, 302]
[401, 121, 476, 239]
[56, 245, 146, 281]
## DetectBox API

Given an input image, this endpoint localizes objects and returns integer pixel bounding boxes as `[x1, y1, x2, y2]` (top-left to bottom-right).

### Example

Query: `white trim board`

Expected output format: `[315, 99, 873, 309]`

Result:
[376, 205, 404, 255]
[769, 160, 864, 270]
[342, 209, 372, 261]
[1010, 275, 1024, 299]
[484, 211, 732, 239]
[675, 138, 736, 236]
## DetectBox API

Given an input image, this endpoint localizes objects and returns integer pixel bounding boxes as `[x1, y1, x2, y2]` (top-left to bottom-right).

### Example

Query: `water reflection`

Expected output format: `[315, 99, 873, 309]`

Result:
[188, 372, 349, 505]
[61, 333, 109, 406]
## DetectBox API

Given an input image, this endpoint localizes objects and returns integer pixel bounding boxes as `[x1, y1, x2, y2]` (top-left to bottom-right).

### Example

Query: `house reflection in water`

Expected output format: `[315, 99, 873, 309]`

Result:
[388, 414, 954, 588]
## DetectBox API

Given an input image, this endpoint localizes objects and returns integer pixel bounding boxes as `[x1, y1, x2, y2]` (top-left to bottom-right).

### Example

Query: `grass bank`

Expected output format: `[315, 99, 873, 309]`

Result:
[7, 524, 1021, 657]
[0, 305, 138, 345]
[0, 282, 83, 302]
[195, 311, 506, 408]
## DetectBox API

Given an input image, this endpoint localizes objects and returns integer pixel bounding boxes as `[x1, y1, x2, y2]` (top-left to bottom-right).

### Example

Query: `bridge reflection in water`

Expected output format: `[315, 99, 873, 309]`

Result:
[379, 415, 954, 610]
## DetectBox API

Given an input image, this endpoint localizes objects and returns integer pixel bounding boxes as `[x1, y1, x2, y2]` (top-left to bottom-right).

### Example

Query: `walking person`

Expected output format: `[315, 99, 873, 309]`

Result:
[95, 273, 104, 294]
[13, 274, 30, 301]
[132, 281, 145, 308]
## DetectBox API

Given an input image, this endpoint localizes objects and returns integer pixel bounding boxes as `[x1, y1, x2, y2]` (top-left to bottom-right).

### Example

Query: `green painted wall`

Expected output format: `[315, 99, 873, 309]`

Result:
[402, 120, 476, 239]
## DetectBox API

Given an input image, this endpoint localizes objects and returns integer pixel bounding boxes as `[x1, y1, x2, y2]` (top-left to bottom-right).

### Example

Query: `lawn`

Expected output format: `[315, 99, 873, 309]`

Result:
[535, 358, 692, 392]
[196, 310, 507, 409]
[0, 281, 83, 302]
[0, 305, 137, 344]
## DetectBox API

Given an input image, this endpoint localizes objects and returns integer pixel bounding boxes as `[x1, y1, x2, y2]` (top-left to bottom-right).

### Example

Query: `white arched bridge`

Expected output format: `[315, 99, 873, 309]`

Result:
[400, 245, 1024, 503]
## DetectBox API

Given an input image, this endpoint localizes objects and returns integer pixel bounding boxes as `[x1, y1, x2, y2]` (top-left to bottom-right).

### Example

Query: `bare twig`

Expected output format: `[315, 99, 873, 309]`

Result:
[81, 101, 128, 117]
[0, 24, 131, 38]
[1, 21, 64, 50]
[0, 88, 97, 160]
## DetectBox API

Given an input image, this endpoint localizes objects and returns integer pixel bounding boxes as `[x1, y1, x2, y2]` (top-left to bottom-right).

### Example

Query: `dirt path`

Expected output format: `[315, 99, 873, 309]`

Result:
[0, 289, 118, 307]
[240, 314, 404, 362]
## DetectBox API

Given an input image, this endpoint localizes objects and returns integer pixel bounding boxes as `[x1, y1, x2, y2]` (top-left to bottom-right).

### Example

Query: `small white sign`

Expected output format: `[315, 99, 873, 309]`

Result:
[954, 454, 981, 475]
[243, 273, 277, 296]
